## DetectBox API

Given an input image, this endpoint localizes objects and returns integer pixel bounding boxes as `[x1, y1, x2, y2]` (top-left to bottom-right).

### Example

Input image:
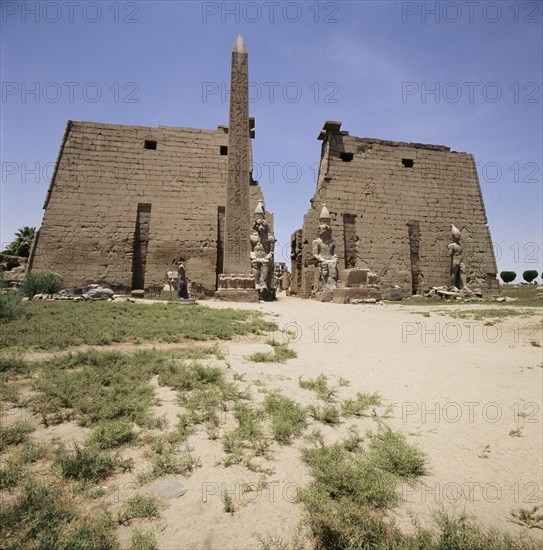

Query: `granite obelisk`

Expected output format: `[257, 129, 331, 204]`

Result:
[224, 34, 251, 274]
[216, 35, 259, 301]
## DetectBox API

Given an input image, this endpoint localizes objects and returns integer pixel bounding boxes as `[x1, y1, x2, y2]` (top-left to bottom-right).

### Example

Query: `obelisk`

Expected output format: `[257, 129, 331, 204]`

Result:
[224, 34, 251, 274]
[216, 35, 258, 301]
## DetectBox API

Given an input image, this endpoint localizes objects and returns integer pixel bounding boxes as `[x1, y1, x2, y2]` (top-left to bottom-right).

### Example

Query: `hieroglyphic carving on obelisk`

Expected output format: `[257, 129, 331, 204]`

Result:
[223, 34, 251, 274]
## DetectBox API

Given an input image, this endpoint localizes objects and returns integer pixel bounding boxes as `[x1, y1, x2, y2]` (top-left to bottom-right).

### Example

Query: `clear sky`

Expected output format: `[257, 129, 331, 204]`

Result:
[1, 0, 542, 276]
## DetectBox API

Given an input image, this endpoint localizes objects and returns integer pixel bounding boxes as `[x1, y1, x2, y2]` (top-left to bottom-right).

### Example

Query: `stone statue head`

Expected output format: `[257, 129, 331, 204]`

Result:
[451, 225, 461, 244]
[318, 222, 332, 240]
[254, 200, 266, 220]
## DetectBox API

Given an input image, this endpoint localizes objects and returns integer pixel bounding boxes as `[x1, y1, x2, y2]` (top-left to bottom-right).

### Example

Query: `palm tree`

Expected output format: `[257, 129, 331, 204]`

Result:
[6, 226, 36, 257]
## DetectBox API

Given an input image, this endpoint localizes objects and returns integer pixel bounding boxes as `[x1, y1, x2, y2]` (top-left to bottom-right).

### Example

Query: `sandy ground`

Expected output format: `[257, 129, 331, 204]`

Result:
[165, 295, 542, 549]
[4, 295, 542, 549]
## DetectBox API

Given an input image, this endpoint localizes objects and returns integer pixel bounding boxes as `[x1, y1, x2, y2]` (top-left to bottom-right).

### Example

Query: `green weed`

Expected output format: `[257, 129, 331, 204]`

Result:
[0, 477, 117, 549]
[223, 490, 235, 514]
[510, 506, 543, 529]
[139, 442, 200, 483]
[248, 341, 297, 363]
[119, 494, 160, 524]
[0, 301, 277, 351]
[299, 374, 338, 402]
[131, 530, 157, 550]
[342, 392, 382, 417]
[0, 292, 23, 323]
[264, 392, 307, 443]
[309, 404, 341, 425]
[0, 421, 34, 453]
[54, 442, 125, 484]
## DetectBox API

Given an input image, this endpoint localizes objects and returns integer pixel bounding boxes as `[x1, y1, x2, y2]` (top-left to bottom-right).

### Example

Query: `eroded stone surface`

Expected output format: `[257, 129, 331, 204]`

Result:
[291, 122, 498, 298]
[30, 38, 272, 297]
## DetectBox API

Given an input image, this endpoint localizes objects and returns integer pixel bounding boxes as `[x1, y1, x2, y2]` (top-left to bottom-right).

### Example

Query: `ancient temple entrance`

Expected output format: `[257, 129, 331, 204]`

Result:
[131, 203, 152, 290]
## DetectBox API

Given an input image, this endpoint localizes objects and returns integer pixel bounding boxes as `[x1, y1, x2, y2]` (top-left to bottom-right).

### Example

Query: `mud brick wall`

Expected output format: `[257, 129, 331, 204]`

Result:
[29, 121, 268, 294]
[293, 126, 498, 297]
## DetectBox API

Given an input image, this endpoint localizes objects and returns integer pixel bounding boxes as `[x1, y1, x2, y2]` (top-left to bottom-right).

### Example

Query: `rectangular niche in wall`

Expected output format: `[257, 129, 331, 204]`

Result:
[131, 203, 152, 290]
[407, 220, 421, 295]
[343, 213, 357, 269]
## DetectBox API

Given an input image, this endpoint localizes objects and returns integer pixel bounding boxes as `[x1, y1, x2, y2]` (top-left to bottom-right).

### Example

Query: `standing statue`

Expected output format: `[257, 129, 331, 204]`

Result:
[274, 264, 283, 291]
[175, 258, 190, 299]
[312, 204, 338, 291]
[250, 200, 275, 292]
[448, 225, 466, 289]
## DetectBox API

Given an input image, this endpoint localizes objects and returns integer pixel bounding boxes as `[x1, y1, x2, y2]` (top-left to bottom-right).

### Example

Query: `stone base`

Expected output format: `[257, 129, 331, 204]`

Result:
[259, 288, 276, 302]
[332, 287, 382, 304]
[176, 299, 197, 305]
[218, 273, 255, 290]
[381, 288, 404, 301]
[315, 290, 334, 302]
[215, 289, 259, 303]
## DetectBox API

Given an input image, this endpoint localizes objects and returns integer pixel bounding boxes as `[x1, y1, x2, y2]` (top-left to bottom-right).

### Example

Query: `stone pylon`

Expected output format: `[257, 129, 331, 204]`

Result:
[216, 35, 259, 302]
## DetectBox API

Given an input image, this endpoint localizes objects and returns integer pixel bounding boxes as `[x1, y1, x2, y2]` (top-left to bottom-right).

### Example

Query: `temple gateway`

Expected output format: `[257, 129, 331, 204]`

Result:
[28, 37, 498, 299]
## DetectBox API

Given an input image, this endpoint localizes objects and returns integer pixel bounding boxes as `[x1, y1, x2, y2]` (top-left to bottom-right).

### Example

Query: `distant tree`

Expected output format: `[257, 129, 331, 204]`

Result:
[522, 270, 538, 284]
[500, 271, 516, 284]
[5, 227, 36, 257]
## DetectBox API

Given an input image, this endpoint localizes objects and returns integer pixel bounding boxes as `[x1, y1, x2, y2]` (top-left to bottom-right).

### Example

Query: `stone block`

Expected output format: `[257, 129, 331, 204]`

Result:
[381, 288, 404, 301]
[332, 287, 382, 304]
[338, 268, 369, 287]
[214, 289, 259, 303]
[131, 289, 145, 298]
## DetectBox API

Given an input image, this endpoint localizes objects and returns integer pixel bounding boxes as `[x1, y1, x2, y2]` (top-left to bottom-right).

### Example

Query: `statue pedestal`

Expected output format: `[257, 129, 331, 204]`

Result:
[215, 274, 259, 303]
[332, 268, 382, 304]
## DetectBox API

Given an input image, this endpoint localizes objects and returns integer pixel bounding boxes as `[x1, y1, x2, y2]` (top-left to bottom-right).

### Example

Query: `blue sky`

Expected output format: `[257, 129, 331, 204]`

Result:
[1, 0, 541, 276]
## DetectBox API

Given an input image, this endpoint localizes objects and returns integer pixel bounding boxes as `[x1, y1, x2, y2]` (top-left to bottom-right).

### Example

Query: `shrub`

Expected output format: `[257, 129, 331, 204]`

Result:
[0, 292, 23, 323]
[523, 270, 538, 283]
[21, 271, 61, 298]
[500, 271, 516, 284]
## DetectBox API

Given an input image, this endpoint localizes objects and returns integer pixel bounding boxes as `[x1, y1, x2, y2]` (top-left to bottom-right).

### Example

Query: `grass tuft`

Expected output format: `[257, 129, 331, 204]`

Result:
[248, 341, 297, 364]
[0, 292, 23, 323]
[54, 442, 124, 484]
[0, 477, 117, 549]
[342, 392, 382, 417]
[264, 392, 307, 443]
[223, 490, 235, 514]
[131, 529, 157, 550]
[299, 374, 338, 402]
[119, 494, 160, 524]
[0, 421, 34, 453]
[139, 441, 200, 483]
